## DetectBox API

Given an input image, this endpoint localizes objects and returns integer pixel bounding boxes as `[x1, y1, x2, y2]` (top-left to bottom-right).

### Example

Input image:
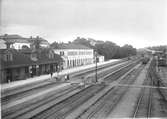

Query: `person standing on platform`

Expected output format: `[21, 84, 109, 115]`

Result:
[67, 74, 69, 80]
[50, 72, 53, 79]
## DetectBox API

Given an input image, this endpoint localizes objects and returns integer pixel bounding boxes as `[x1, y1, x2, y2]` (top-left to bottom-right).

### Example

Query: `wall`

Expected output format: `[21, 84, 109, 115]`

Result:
[97, 55, 105, 62]
[54, 49, 94, 69]
[11, 43, 31, 49]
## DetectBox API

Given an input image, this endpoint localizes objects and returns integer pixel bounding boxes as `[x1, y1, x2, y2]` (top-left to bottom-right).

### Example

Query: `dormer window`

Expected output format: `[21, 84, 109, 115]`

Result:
[4, 52, 13, 61]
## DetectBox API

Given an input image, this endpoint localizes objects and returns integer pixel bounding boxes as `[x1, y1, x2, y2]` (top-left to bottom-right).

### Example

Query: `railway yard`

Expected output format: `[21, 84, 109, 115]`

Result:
[1, 57, 167, 119]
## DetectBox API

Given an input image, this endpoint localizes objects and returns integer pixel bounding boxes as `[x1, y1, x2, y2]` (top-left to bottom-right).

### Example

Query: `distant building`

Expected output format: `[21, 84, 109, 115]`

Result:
[0, 39, 6, 49]
[0, 48, 62, 83]
[97, 54, 104, 63]
[54, 43, 94, 69]
[0, 34, 30, 49]
[0, 34, 50, 50]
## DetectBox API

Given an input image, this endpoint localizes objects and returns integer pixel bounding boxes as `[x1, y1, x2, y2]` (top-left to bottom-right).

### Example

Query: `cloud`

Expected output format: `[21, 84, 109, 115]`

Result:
[1, 0, 167, 48]
[1, 24, 49, 38]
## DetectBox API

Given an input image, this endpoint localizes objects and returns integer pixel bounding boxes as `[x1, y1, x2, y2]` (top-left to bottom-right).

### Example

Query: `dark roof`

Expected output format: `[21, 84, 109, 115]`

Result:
[0, 34, 25, 39]
[58, 43, 91, 49]
[0, 48, 62, 69]
[0, 34, 29, 43]
[0, 34, 49, 45]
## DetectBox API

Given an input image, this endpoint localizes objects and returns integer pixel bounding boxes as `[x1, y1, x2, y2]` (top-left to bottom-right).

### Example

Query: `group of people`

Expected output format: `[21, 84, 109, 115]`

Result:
[50, 72, 70, 81]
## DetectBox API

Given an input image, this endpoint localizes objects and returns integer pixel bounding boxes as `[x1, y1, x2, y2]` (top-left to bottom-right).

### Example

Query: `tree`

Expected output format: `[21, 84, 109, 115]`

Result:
[72, 37, 93, 48]
[51, 36, 137, 60]
[30, 36, 42, 50]
[50, 41, 60, 49]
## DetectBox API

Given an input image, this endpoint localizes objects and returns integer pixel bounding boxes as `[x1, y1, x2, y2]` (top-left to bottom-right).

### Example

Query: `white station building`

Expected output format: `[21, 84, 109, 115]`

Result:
[54, 43, 94, 69]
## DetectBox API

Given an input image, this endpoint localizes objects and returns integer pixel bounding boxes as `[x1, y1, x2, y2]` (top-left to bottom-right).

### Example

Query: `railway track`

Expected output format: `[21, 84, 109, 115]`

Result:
[1, 59, 128, 104]
[103, 60, 140, 82]
[81, 61, 133, 84]
[71, 58, 129, 78]
[75, 63, 144, 119]
[1, 81, 61, 104]
[132, 60, 153, 118]
[21, 61, 139, 119]
[2, 85, 81, 119]
[2, 59, 140, 119]
[132, 86, 153, 118]
[31, 84, 105, 119]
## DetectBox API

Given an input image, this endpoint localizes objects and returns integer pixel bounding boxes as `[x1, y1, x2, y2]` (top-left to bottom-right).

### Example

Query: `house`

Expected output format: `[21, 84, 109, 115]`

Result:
[0, 34, 50, 50]
[0, 34, 31, 49]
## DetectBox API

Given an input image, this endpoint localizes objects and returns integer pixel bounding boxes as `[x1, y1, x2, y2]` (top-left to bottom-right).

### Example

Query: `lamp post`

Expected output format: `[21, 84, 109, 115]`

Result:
[95, 51, 98, 83]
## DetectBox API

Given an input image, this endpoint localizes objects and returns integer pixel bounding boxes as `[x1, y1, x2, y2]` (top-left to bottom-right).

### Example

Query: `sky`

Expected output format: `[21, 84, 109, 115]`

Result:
[1, 0, 167, 48]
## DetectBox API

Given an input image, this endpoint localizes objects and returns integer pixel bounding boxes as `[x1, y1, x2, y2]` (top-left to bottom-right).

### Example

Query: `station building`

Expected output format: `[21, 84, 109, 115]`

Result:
[0, 48, 62, 83]
[54, 43, 94, 69]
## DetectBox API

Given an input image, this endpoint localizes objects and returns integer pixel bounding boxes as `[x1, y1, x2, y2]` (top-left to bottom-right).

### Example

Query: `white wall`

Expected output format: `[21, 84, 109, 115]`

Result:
[0, 39, 6, 49]
[54, 49, 94, 69]
[40, 43, 49, 48]
[98, 55, 104, 62]
[11, 43, 31, 49]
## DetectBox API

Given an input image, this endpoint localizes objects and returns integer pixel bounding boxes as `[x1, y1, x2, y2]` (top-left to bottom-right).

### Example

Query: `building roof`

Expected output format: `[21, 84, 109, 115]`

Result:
[0, 49, 34, 68]
[0, 48, 62, 69]
[58, 43, 91, 50]
[0, 34, 50, 45]
[0, 34, 25, 39]
[0, 34, 30, 43]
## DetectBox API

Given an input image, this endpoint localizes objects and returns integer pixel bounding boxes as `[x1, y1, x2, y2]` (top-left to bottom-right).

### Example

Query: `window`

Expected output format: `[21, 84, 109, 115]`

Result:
[60, 51, 64, 56]
[68, 51, 77, 56]
[25, 67, 29, 73]
[4, 53, 13, 61]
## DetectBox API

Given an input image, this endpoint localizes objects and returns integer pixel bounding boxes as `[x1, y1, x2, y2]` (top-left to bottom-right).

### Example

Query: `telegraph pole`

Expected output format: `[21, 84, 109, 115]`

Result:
[95, 51, 98, 83]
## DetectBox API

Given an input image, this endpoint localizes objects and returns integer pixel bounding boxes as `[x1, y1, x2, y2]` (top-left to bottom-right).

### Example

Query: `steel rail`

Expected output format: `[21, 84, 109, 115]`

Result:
[3, 85, 80, 119]
[2, 59, 129, 101]
[133, 60, 153, 118]
[3, 59, 138, 118]
[32, 85, 105, 119]
[76, 62, 143, 119]
[34, 61, 138, 119]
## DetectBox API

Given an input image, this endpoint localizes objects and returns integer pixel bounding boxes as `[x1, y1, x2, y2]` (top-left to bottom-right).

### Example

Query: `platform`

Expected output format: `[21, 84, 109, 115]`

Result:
[1, 59, 120, 90]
